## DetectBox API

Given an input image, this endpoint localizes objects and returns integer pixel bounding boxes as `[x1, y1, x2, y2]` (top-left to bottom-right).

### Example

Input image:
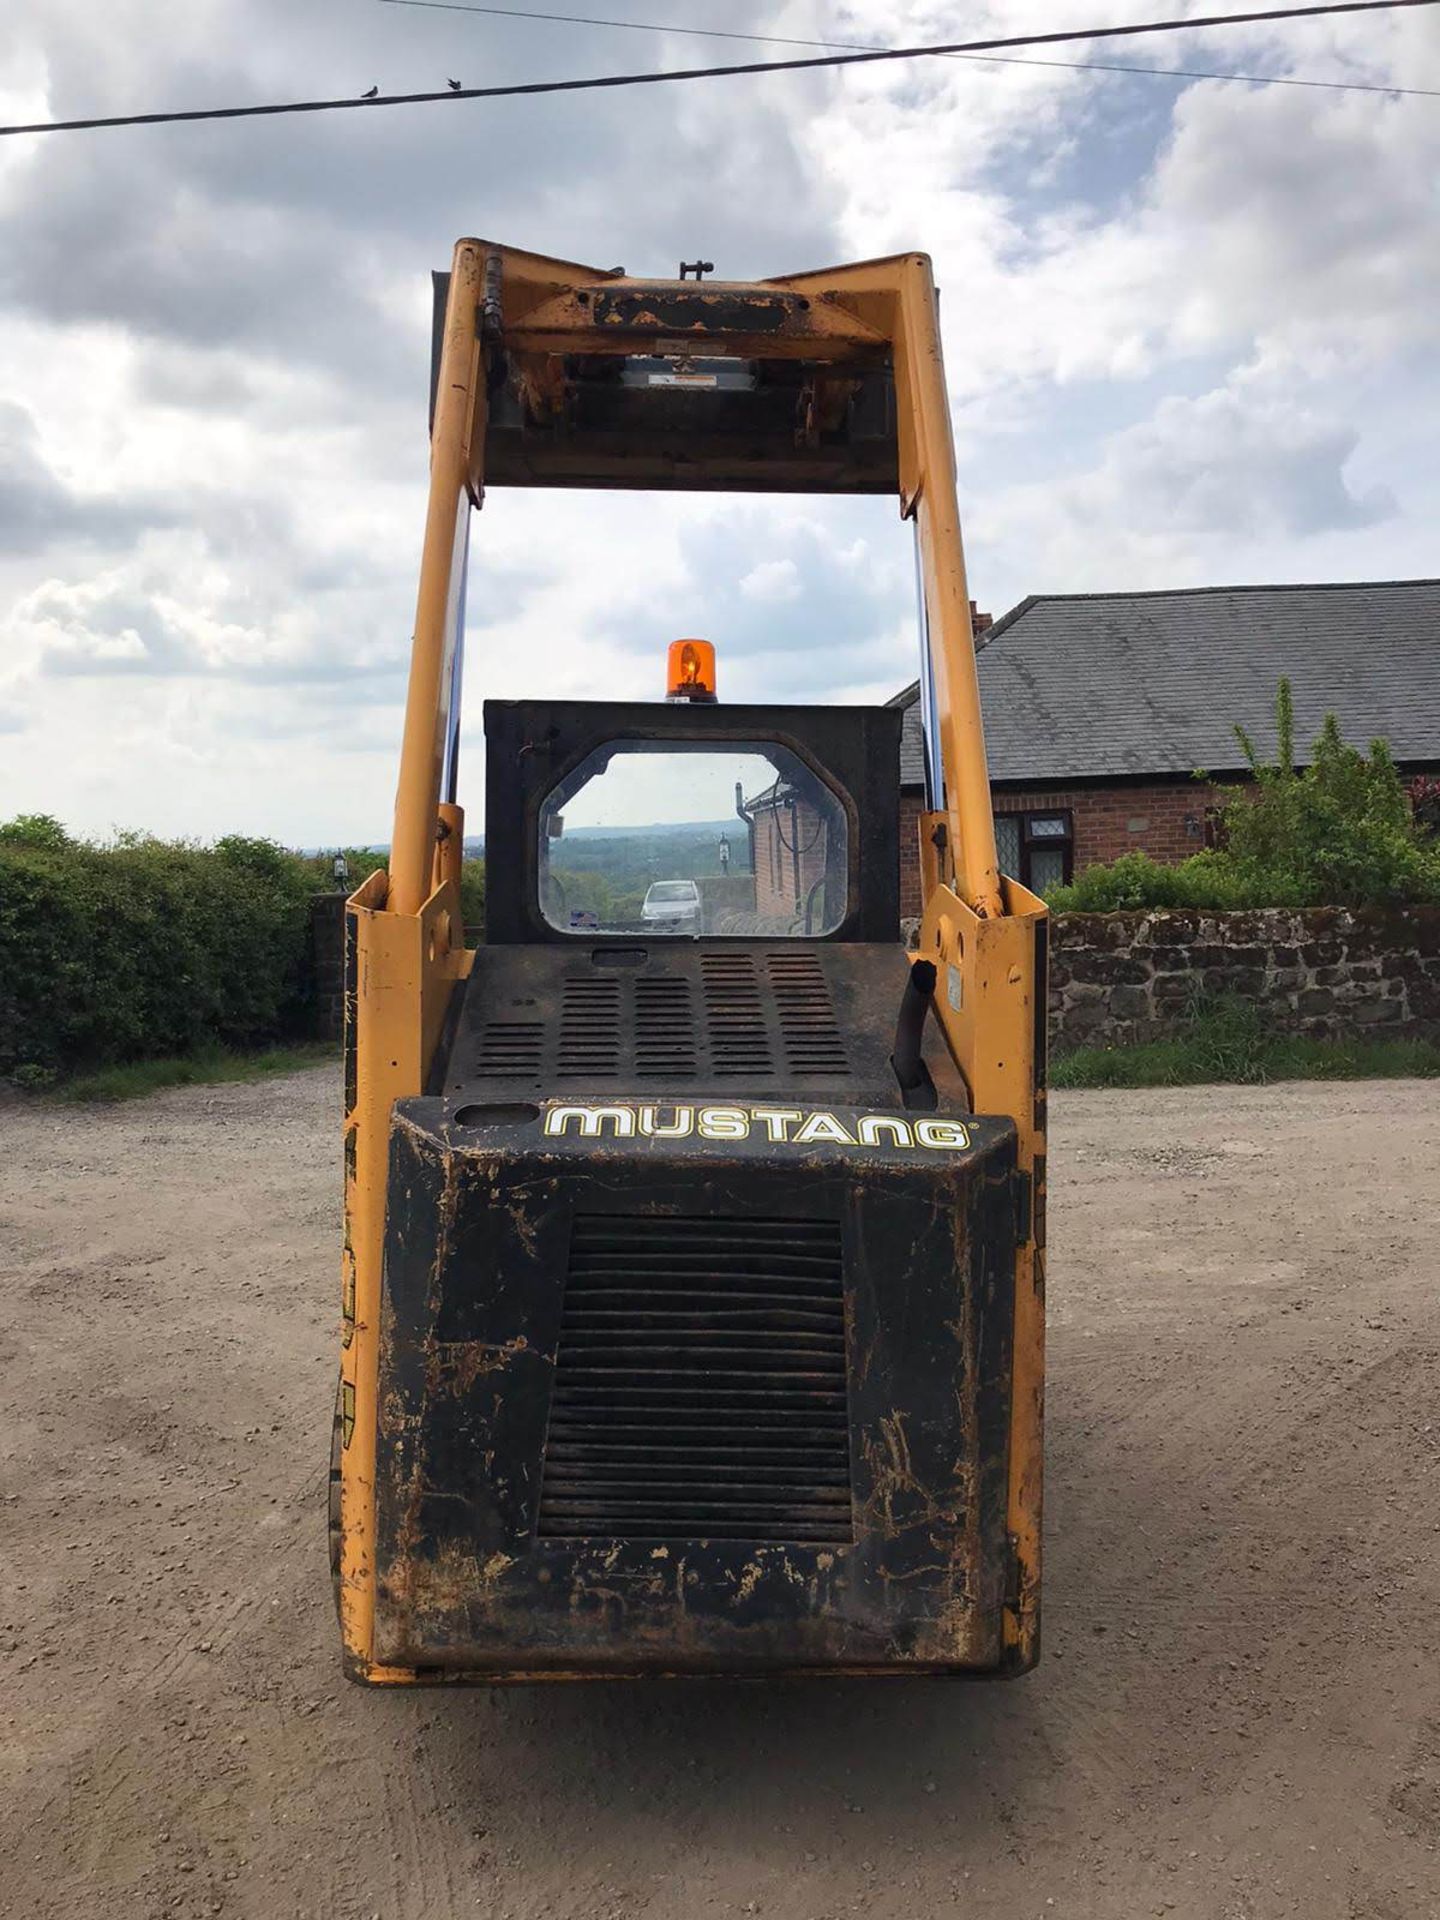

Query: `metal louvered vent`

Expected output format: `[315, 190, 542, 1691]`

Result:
[700, 952, 774, 1077]
[468, 951, 854, 1092]
[539, 1215, 853, 1544]
[634, 974, 697, 1077]
[558, 974, 621, 1076]
[767, 950, 849, 1076]
[477, 1021, 544, 1079]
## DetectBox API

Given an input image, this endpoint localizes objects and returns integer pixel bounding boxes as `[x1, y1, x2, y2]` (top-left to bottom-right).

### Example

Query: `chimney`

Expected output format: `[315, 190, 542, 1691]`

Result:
[970, 599, 993, 636]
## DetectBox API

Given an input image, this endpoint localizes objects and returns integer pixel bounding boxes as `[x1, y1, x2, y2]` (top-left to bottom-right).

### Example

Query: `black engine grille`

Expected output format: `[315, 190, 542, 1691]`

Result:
[538, 1215, 853, 1544]
[472, 948, 851, 1086]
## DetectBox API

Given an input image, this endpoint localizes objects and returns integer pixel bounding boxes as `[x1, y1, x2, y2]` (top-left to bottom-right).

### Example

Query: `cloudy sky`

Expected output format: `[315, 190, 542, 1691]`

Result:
[2, 0, 1437, 845]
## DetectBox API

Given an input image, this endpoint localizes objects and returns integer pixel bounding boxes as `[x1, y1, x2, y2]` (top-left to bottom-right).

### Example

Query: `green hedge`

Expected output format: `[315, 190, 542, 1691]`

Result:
[0, 827, 316, 1080]
[0, 815, 488, 1083]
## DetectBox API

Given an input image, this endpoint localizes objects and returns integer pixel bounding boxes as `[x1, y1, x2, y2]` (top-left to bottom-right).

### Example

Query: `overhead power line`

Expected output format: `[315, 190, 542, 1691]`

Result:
[378, 0, 1440, 100]
[1, 0, 1436, 138]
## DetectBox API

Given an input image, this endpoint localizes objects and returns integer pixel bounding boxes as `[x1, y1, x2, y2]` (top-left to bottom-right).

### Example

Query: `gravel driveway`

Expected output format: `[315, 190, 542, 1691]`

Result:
[2, 1068, 1437, 1919]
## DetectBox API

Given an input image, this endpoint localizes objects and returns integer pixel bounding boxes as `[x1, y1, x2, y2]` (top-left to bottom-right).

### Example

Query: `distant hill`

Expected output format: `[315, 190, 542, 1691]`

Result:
[320, 822, 748, 926]
[537, 820, 751, 923]
[462, 819, 740, 860]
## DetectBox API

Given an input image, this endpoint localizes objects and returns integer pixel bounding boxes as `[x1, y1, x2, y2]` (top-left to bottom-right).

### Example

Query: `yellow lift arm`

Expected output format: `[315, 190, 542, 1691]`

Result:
[340, 240, 1046, 1682]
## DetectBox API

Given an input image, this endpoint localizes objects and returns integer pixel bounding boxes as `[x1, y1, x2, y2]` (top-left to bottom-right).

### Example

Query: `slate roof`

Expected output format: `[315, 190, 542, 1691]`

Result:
[890, 579, 1440, 788]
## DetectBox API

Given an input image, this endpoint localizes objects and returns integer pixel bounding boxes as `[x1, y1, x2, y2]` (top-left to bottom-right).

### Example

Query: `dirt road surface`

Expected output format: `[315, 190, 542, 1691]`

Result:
[2, 1069, 1438, 1920]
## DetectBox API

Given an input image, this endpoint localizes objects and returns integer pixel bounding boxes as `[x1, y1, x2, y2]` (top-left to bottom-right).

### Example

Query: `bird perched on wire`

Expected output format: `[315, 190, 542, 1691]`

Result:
[361, 84, 379, 99]
[447, 78, 463, 91]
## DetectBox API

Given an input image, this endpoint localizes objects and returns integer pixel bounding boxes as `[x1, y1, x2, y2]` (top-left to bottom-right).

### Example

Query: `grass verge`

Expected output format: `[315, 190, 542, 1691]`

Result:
[53, 1041, 339, 1103]
[1053, 1021, 1440, 1090]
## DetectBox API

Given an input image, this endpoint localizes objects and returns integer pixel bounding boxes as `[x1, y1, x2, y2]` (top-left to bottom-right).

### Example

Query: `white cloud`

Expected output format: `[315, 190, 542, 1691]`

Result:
[975, 373, 1401, 593]
[0, 0, 1436, 840]
[810, 4, 1440, 405]
[739, 558, 804, 605]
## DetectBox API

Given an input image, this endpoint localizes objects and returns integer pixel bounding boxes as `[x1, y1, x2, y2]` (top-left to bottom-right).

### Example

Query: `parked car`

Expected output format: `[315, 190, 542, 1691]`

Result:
[640, 878, 701, 930]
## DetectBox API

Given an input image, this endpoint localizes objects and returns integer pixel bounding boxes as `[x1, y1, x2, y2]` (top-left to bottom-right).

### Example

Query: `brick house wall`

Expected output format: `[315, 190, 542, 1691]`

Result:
[994, 779, 1216, 866]
[898, 779, 1219, 918]
[899, 794, 924, 919]
[753, 795, 831, 920]
[900, 763, 1440, 918]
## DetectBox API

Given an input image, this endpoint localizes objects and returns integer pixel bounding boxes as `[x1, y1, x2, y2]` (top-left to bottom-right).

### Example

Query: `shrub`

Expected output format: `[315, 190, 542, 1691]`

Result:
[0, 822, 489, 1081]
[1046, 849, 1252, 914]
[1412, 774, 1440, 841]
[1045, 682, 1440, 913]
[0, 826, 316, 1078]
[214, 833, 308, 888]
[459, 858, 486, 934]
[0, 812, 74, 850]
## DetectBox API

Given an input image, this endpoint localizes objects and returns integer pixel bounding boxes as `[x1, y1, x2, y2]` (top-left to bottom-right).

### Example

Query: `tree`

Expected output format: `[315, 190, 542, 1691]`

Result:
[0, 813, 74, 850]
[1222, 680, 1440, 907]
[1047, 681, 1440, 912]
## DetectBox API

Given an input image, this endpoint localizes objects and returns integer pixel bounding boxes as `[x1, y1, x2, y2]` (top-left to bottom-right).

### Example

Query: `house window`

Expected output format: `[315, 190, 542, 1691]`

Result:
[994, 810, 1073, 895]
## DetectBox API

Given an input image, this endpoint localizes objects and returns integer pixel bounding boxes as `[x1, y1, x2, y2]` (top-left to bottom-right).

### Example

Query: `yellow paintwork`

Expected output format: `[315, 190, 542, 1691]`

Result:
[389, 242, 484, 921]
[341, 869, 469, 1677]
[340, 240, 1046, 1681]
[916, 877, 1047, 1663]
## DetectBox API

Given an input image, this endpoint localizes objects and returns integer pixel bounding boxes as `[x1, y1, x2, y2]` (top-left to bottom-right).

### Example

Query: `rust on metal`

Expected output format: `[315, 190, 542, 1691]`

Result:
[340, 239, 1046, 1686]
[592, 287, 802, 334]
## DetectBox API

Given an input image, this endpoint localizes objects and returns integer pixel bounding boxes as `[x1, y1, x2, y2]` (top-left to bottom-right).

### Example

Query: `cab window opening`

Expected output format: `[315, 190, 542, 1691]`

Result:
[537, 741, 850, 938]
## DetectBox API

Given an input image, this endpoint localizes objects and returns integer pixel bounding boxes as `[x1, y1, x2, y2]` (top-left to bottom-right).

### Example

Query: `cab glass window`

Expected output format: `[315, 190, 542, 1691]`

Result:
[537, 742, 849, 938]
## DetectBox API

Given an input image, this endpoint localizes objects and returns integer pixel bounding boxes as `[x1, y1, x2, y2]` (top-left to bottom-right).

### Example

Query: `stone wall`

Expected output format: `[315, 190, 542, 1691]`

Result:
[1050, 905, 1440, 1052]
[309, 892, 347, 1042]
[305, 888, 1440, 1056]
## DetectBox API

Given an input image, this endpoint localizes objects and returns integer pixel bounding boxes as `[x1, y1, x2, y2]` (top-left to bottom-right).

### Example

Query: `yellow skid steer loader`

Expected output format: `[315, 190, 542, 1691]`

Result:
[334, 240, 1047, 1683]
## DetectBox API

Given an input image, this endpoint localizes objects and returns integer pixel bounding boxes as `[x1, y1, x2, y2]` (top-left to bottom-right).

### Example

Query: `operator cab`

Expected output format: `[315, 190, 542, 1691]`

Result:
[531, 643, 850, 943]
[431, 673, 964, 1116]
